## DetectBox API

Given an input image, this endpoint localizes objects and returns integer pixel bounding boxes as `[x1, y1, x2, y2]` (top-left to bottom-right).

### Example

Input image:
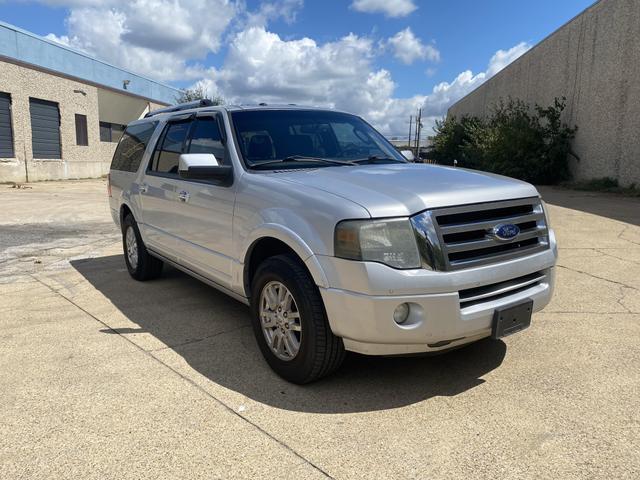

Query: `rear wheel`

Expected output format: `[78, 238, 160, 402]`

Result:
[122, 214, 163, 281]
[250, 254, 345, 384]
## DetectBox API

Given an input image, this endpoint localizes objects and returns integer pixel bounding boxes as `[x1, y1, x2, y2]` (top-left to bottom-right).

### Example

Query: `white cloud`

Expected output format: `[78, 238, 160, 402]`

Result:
[485, 41, 531, 77]
[420, 41, 531, 132]
[194, 27, 422, 136]
[196, 30, 529, 138]
[246, 0, 304, 27]
[351, 0, 417, 17]
[39, 0, 529, 140]
[387, 28, 439, 65]
[44, 0, 238, 81]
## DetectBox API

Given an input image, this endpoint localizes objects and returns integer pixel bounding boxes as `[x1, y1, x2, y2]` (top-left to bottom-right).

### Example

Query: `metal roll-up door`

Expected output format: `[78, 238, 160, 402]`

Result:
[29, 98, 61, 159]
[0, 92, 14, 158]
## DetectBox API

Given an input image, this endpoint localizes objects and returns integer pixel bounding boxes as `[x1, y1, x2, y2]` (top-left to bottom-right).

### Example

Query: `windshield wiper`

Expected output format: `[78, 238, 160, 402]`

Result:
[251, 155, 357, 168]
[352, 155, 405, 164]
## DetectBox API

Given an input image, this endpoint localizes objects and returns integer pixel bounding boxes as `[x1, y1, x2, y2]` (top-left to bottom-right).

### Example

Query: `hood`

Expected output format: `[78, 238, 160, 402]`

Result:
[271, 163, 539, 217]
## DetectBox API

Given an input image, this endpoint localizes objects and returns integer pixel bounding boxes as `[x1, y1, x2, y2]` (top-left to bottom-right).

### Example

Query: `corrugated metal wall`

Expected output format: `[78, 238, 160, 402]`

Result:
[29, 98, 61, 159]
[0, 92, 14, 157]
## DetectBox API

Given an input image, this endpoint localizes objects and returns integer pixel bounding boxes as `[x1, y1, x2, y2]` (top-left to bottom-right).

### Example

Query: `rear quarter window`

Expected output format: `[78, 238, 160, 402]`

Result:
[110, 122, 158, 172]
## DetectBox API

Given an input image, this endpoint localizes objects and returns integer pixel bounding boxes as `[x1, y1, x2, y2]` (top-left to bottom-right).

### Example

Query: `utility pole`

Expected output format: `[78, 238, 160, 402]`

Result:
[415, 107, 422, 159]
[414, 109, 420, 151]
[407, 115, 413, 148]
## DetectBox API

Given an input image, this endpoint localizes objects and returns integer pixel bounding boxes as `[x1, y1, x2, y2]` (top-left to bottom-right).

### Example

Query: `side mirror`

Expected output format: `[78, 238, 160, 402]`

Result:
[400, 150, 415, 162]
[179, 153, 233, 185]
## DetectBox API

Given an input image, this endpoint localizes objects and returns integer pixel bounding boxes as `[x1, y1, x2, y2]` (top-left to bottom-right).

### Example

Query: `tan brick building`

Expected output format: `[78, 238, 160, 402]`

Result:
[0, 21, 180, 183]
[447, 0, 640, 187]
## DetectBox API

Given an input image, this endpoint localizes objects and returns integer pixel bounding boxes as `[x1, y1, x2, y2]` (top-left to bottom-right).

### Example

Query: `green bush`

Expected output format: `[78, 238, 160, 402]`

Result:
[429, 97, 577, 184]
[563, 177, 640, 197]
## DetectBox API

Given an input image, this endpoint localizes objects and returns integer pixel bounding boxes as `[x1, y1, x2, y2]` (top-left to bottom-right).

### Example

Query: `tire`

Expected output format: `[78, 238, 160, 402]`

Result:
[250, 254, 345, 384]
[122, 213, 163, 281]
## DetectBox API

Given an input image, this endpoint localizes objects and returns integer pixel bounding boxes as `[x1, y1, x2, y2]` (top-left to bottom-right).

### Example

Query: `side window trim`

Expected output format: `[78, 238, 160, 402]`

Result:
[147, 124, 169, 173]
[195, 112, 227, 144]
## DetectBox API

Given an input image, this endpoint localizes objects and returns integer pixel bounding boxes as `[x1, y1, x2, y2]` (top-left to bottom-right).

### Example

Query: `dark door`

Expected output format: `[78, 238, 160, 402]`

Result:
[29, 98, 61, 159]
[0, 92, 14, 158]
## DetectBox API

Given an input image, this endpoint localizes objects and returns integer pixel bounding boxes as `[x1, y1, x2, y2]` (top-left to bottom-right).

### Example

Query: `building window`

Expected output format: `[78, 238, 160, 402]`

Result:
[75, 114, 88, 146]
[0, 92, 14, 158]
[99, 121, 126, 143]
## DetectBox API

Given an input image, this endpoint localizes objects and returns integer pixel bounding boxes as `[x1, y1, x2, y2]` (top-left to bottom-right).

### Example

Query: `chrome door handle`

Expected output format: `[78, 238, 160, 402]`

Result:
[178, 190, 190, 202]
[139, 183, 148, 194]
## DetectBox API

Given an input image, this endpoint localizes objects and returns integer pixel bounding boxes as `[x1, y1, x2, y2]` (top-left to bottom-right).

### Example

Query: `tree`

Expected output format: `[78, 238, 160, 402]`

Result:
[175, 84, 224, 105]
[428, 97, 577, 184]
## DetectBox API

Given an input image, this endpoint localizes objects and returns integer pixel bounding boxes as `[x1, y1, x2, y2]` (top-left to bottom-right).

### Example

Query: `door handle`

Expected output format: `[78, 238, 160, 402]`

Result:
[178, 190, 190, 202]
[139, 183, 148, 194]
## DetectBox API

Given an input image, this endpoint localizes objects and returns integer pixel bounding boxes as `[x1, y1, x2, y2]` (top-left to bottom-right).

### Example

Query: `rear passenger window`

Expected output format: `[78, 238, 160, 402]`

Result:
[110, 122, 157, 172]
[187, 116, 226, 164]
[150, 121, 191, 175]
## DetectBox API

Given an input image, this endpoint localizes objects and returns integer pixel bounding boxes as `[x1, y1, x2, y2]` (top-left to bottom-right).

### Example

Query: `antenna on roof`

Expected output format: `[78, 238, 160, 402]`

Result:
[144, 99, 214, 118]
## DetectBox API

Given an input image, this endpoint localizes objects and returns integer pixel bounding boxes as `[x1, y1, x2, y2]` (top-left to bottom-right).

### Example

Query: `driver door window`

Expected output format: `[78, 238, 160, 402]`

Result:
[150, 120, 191, 175]
[186, 116, 226, 164]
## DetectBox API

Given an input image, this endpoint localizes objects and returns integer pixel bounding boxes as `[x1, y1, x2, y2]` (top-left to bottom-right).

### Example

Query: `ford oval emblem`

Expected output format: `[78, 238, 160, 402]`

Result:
[491, 223, 520, 242]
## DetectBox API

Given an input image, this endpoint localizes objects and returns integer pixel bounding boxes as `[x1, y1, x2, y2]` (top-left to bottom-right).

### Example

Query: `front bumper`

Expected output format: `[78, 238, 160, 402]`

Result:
[316, 230, 557, 355]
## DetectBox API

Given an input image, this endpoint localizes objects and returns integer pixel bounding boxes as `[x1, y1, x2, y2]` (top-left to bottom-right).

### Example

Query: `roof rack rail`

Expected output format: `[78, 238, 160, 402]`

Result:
[144, 99, 214, 118]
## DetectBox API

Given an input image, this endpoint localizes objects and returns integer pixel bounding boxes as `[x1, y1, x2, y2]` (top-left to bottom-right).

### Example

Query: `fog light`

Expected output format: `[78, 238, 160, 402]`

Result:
[393, 303, 410, 324]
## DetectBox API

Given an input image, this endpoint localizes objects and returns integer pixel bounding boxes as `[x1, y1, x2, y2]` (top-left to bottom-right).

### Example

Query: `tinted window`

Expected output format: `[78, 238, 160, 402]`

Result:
[99, 122, 111, 142]
[110, 121, 157, 172]
[231, 110, 405, 169]
[100, 121, 126, 142]
[111, 124, 125, 143]
[75, 114, 88, 146]
[150, 121, 190, 174]
[187, 116, 226, 164]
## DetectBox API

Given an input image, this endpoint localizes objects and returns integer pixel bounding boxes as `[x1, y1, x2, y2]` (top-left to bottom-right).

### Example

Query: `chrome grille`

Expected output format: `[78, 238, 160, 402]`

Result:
[459, 270, 547, 309]
[412, 197, 550, 271]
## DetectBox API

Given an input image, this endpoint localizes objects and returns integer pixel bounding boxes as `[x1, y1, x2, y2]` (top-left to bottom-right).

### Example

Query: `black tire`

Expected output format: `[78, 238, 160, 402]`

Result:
[250, 254, 345, 384]
[122, 213, 163, 281]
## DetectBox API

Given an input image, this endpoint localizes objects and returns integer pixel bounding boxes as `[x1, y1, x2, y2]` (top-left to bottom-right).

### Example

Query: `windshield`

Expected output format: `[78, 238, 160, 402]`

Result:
[231, 110, 406, 169]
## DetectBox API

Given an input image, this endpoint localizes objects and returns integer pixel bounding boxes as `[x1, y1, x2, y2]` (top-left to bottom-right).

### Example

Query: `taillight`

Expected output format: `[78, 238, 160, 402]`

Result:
[107, 173, 112, 197]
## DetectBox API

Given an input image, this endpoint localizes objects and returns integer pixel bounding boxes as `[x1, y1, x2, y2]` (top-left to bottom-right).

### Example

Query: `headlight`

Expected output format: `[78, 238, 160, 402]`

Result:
[334, 218, 421, 269]
[540, 200, 552, 228]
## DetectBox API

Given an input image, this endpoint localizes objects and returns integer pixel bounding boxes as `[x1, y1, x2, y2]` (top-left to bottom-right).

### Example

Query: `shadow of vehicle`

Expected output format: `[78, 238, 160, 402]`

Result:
[72, 255, 507, 414]
[539, 186, 640, 226]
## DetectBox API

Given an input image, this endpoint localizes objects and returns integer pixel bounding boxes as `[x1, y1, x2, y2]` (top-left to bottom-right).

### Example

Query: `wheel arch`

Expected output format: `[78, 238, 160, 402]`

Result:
[243, 227, 328, 298]
[119, 203, 134, 229]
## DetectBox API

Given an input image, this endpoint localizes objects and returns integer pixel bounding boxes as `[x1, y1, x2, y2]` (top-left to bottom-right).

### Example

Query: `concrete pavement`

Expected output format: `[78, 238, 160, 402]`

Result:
[1, 180, 638, 479]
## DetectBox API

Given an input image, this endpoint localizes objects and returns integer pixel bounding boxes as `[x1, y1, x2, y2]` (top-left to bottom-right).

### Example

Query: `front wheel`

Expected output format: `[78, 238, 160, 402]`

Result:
[250, 254, 345, 384]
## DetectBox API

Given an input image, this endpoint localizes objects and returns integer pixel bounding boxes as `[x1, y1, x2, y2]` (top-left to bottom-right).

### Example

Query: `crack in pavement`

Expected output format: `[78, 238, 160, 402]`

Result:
[556, 264, 639, 314]
[541, 311, 640, 315]
[145, 324, 251, 352]
[617, 224, 640, 247]
[595, 249, 640, 266]
[556, 265, 638, 291]
[29, 273, 334, 479]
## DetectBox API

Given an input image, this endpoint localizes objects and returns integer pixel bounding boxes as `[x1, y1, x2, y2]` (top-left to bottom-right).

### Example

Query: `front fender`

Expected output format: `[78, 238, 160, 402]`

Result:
[241, 223, 329, 289]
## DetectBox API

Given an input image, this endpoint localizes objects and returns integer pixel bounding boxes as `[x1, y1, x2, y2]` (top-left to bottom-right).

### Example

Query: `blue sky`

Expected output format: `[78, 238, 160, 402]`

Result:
[1, 0, 594, 136]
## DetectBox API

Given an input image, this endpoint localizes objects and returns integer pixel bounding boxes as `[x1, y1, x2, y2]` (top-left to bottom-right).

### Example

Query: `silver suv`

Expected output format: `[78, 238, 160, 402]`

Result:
[108, 101, 557, 383]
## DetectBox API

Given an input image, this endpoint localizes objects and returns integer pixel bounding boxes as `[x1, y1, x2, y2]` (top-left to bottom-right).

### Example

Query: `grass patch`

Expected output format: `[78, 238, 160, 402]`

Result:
[562, 177, 640, 197]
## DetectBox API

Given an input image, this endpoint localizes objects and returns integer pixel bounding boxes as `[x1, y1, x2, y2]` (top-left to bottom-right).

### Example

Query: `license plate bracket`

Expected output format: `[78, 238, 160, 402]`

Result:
[492, 299, 533, 339]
